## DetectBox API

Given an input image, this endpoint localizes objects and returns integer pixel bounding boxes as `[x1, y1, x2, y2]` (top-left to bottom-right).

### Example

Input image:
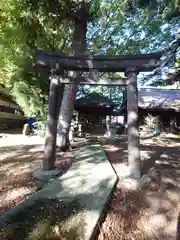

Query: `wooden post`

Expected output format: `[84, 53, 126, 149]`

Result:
[43, 72, 64, 170]
[125, 67, 141, 179]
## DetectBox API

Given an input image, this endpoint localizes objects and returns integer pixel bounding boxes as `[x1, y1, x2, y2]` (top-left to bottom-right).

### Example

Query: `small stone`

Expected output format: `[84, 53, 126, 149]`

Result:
[149, 181, 159, 191]
[139, 174, 151, 188]
[35, 180, 45, 190]
[22, 124, 31, 136]
[120, 178, 140, 191]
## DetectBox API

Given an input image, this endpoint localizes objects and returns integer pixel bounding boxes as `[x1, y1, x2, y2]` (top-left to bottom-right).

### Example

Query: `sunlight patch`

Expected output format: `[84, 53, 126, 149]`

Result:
[2, 187, 33, 202]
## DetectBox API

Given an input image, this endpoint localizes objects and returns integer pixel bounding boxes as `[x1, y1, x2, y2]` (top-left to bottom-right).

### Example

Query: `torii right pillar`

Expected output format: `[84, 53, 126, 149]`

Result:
[125, 67, 141, 179]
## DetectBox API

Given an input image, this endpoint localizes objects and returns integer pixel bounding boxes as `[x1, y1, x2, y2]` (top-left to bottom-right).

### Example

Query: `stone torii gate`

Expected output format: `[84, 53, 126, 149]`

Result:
[35, 51, 162, 180]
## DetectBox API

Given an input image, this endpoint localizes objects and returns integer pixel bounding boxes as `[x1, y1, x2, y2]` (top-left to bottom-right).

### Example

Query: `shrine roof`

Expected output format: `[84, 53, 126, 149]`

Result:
[138, 88, 180, 111]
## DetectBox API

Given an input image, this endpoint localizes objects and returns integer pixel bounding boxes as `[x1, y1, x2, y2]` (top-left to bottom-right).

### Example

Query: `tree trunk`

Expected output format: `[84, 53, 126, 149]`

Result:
[57, 18, 87, 150]
[56, 83, 78, 149]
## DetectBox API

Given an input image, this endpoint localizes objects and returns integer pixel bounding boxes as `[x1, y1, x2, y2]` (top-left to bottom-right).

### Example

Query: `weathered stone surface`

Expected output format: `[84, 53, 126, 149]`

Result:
[33, 167, 61, 181]
[0, 142, 117, 240]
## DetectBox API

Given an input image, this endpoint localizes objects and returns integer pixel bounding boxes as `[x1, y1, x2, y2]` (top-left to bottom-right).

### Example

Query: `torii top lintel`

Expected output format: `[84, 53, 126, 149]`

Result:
[36, 50, 162, 73]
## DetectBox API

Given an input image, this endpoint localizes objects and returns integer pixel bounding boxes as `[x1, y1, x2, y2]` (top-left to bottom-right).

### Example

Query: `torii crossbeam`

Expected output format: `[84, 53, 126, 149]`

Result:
[36, 50, 161, 72]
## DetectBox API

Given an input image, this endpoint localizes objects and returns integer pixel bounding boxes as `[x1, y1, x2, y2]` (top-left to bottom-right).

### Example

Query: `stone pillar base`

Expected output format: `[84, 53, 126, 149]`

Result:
[119, 174, 151, 191]
[33, 166, 61, 181]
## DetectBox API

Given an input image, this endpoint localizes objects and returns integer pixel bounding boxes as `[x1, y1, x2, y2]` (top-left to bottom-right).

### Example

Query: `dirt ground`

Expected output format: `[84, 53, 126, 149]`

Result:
[0, 198, 85, 240]
[0, 133, 75, 215]
[1, 132, 180, 240]
[97, 134, 180, 240]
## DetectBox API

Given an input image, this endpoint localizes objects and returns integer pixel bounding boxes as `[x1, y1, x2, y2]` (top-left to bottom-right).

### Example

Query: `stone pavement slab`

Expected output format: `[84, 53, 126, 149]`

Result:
[0, 142, 117, 240]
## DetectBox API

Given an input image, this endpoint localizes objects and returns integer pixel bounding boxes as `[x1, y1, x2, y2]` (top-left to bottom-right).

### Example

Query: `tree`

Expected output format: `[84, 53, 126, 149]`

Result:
[0, 0, 73, 119]
[56, 0, 180, 150]
[0, 0, 179, 138]
[1, 0, 178, 116]
[56, 0, 102, 150]
[141, 31, 180, 86]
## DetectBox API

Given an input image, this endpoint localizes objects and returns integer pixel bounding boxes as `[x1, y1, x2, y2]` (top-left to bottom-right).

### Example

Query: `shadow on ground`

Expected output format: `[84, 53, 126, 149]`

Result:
[97, 135, 180, 240]
[0, 140, 116, 240]
[0, 198, 85, 240]
[1, 134, 180, 240]
[0, 175, 115, 240]
[0, 143, 74, 215]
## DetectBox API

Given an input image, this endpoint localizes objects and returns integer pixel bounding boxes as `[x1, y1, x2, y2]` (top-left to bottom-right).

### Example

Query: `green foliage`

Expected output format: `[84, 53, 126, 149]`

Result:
[0, 0, 105, 119]
[33, 120, 47, 137]
[122, 0, 180, 20]
[0, 0, 179, 120]
[11, 81, 47, 117]
[0, 0, 73, 118]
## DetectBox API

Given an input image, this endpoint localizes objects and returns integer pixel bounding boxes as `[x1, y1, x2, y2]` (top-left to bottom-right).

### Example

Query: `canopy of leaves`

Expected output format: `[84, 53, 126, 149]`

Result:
[0, 0, 73, 117]
[0, 0, 179, 117]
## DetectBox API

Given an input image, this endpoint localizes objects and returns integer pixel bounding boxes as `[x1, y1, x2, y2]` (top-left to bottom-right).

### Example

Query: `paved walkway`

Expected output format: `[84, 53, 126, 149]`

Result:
[0, 141, 117, 240]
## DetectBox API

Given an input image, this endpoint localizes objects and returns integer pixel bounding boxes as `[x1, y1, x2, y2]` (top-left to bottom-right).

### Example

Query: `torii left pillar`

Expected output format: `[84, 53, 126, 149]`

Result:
[125, 67, 141, 179]
[33, 69, 64, 180]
